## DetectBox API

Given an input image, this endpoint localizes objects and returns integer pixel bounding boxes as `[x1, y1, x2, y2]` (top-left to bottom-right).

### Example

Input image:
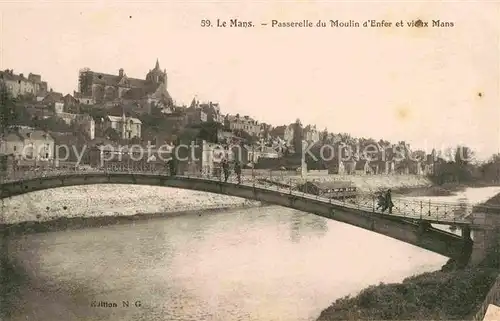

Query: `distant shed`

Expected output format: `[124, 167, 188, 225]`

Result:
[297, 181, 357, 199]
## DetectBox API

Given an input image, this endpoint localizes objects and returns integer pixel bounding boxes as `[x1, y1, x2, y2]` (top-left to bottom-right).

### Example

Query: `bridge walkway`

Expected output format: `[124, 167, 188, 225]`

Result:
[1, 167, 495, 226]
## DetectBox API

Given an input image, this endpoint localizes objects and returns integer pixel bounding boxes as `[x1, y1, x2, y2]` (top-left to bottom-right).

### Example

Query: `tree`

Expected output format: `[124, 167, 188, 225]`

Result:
[232, 129, 256, 145]
[35, 116, 72, 132]
[197, 121, 223, 143]
[261, 123, 272, 139]
[69, 121, 91, 143]
[292, 118, 303, 154]
[454, 145, 474, 183]
[321, 128, 329, 144]
[480, 154, 500, 182]
[0, 82, 18, 130]
[104, 127, 120, 142]
[130, 136, 142, 145]
[455, 145, 474, 166]
[17, 92, 35, 103]
[79, 69, 92, 95]
[429, 146, 476, 184]
[80, 104, 107, 120]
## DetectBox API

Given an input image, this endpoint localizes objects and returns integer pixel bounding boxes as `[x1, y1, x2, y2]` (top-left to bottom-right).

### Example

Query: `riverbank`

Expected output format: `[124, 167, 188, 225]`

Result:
[393, 181, 500, 197]
[294, 174, 458, 197]
[391, 183, 466, 197]
[0, 203, 266, 236]
[481, 192, 500, 206]
[316, 266, 499, 320]
[295, 174, 433, 193]
[0, 184, 261, 225]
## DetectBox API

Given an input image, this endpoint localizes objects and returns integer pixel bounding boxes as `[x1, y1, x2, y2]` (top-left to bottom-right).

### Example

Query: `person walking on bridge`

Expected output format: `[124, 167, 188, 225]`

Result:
[384, 189, 394, 213]
[376, 192, 385, 211]
[166, 159, 176, 176]
[222, 158, 229, 182]
[234, 161, 242, 184]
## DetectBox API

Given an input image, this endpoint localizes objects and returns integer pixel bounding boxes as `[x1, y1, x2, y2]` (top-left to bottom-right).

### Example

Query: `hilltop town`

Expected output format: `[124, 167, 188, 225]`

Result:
[1, 61, 499, 185]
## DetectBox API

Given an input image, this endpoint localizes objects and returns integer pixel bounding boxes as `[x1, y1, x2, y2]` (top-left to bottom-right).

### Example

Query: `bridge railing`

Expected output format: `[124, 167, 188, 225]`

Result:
[2, 167, 497, 224]
[0, 165, 165, 183]
[198, 173, 474, 224]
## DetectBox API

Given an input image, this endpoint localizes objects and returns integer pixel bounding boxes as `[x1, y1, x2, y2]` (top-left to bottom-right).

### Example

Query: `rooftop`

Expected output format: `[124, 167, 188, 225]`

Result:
[304, 181, 354, 189]
[3, 128, 54, 141]
[106, 115, 142, 124]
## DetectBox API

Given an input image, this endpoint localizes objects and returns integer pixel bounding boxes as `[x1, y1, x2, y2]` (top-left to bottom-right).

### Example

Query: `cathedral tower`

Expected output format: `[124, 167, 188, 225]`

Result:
[146, 58, 167, 88]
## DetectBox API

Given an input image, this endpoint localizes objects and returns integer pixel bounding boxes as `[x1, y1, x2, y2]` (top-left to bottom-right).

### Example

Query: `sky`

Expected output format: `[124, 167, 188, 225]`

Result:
[1, 1, 499, 160]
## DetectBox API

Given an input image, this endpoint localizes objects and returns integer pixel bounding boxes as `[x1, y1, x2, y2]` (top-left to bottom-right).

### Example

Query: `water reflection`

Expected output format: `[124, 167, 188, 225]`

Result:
[290, 210, 328, 242]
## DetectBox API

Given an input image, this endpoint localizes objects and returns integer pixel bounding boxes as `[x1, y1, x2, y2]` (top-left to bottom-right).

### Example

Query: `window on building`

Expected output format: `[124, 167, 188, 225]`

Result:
[13, 146, 17, 151]
[25, 146, 34, 159]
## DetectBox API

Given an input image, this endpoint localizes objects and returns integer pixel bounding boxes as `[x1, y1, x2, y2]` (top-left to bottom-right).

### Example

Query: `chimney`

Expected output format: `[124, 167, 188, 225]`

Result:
[119, 68, 124, 77]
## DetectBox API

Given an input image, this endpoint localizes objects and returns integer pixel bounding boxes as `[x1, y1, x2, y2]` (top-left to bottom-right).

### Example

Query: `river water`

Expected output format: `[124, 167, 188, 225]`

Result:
[5, 186, 500, 321]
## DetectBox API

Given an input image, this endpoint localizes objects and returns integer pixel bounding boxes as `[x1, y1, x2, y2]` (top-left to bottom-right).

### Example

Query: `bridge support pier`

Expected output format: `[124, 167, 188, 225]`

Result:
[469, 211, 500, 268]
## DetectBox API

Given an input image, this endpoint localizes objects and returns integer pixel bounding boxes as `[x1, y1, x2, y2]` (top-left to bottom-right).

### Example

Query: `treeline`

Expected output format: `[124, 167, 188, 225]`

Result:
[430, 147, 500, 185]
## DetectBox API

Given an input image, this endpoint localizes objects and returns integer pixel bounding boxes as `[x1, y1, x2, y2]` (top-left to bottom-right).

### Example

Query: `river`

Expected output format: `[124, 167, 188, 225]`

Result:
[5, 186, 500, 321]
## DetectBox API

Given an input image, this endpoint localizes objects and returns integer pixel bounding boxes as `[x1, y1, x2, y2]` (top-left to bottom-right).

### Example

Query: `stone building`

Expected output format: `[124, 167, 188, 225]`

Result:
[77, 59, 173, 109]
[0, 69, 48, 98]
[284, 124, 294, 144]
[185, 105, 208, 126]
[54, 107, 96, 140]
[0, 128, 54, 161]
[102, 114, 142, 140]
[194, 99, 224, 124]
[303, 125, 320, 143]
[224, 114, 261, 136]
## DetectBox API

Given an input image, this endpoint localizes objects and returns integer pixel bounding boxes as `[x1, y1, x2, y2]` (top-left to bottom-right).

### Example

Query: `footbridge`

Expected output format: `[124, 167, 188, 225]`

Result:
[1, 167, 497, 261]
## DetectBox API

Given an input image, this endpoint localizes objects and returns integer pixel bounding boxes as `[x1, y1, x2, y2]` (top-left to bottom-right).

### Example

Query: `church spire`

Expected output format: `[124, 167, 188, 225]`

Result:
[155, 58, 160, 70]
[190, 96, 197, 108]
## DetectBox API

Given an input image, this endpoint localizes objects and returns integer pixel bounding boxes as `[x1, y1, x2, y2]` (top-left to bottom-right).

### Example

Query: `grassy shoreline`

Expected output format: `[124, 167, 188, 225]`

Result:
[316, 267, 499, 320]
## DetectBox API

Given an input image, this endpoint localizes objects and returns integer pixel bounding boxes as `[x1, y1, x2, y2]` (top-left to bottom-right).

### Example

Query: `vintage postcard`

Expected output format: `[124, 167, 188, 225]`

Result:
[1, 1, 499, 320]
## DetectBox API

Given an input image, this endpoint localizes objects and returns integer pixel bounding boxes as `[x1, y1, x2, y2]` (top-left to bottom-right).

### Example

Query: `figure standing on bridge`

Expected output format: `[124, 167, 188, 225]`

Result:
[234, 161, 242, 184]
[382, 189, 394, 213]
[222, 158, 229, 182]
[167, 158, 177, 176]
[376, 192, 385, 211]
